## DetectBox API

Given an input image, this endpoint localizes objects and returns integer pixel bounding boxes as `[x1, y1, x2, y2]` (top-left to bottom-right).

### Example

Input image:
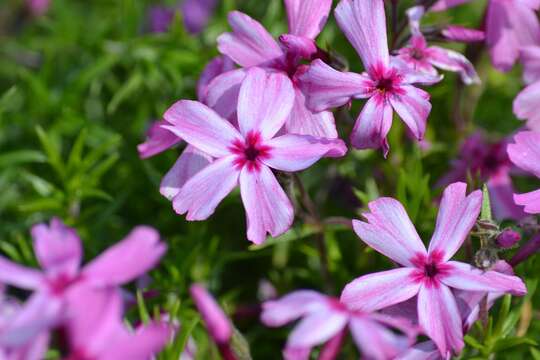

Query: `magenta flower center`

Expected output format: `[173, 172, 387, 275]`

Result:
[230, 131, 272, 172]
[411, 251, 451, 285]
[424, 262, 439, 278]
[376, 77, 395, 93]
[47, 273, 78, 295]
[410, 48, 425, 60]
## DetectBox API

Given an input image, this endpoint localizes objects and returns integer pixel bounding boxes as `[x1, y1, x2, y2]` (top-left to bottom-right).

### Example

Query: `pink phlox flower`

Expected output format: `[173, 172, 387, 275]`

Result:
[299, 0, 440, 156]
[163, 68, 346, 244]
[396, 6, 480, 85]
[63, 285, 171, 360]
[340, 182, 526, 356]
[507, 131, 540, 214]
[514, 46, 540, 132]
[431, 0, 540, 72]
[394, 260, 514, 360]
[217, 0, 339, 138]
[0, 218, 166, 348]
[261, 290, 418, 360]
[190, 284, 233, 346]
[437, 132, 526, 221]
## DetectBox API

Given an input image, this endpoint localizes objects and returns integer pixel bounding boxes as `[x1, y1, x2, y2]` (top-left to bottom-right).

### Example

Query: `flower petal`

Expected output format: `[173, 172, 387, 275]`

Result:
[285, 87, 338, 138]
[263, 134, 346, 172]
[417, 283, 463, 356]
[442, 26, 485, 43]
[335, 0, 389, 69]
[298, 59, 372, 112]
[520, 46, 540, 84]
[389, 85, 431, 142]
[353, 197, 426, 266]
[190, 284, 232, 344]
[83, 226, 166, 286]
[205, 68, 246, 121]
[31, 218, 82, 277]
[237, 68, 295, 139]
[442, 261, 527, 296]
[349, 316, 410, 360]
[286, 308, 348, 349]
[508, 131, 540, 178]
[103, 322, 172, 360]
[340, 268, 421, 312]
[180, 0, 216, 34]
[513, 82, 540, 129]
[163, 100, 241, 157]
[160, 145, 213, 200]
[173, 156, 240, 220]
[428, 182, 482, 261]
[487, 171, 526, 221]
[239, 165, 294, 244]
[261, 290, 328, 327]
[217, 11, 284, 68]
[350, 95, 393, 154]
[395, 341, 441, 360]
[284, 0, 332, 39]
[0, 256, 43, 290]
[430, 0, 471, 11]
[514, 189, 540, 214]
[137, 120, 181, 159]
[197, 55, 236, 102]
[427, 46, 480, 85]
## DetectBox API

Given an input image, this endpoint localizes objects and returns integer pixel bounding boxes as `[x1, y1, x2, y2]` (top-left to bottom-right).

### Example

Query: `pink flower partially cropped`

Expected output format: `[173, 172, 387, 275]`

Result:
[27, 0, 50, 16]
[190, 285, 232, 345]
[514, 48, 540, 131]
[300, 0, 438, 155]
[508, 131, 540, 214]
[396, 6, 479, 85]
[431, 0, 540, 72]
[341, 182, 526, 356]
[163, 68, 346, 244]
[0, 218, 166, 347]
[261, 290, 417, 360]
[217, 0, 338, 138]
[437, 132, 525, 221]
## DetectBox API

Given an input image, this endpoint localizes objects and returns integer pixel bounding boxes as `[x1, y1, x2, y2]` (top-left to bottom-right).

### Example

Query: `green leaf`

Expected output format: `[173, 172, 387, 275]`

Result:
[464, 335, 485, 351]
[136, 290, 151, 325]
[493, 337, 538, 352]
[35, 126, 65, 179]
[0, 150, 46, 168]
[480, 184, 492, 222]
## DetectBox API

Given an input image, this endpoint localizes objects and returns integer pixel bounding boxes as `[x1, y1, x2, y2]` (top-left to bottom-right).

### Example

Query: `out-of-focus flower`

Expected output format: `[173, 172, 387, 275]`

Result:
[510, 233, 540, 267]
[514, 47, 540, 131]
[496, 229, 521, 248]
[148, 6, 175, 33]
[261, 290, 417, 360]
[437, 132, 525, 221]
[396, 261, 514, 359]
[431, 0, 540, 72]
[341, 182, 526, 356]
[396, 6, 479, 85]
[299, 0, 439, 156]
[190, 285, 232, 346]
[507, 131, 540, 214]
[441, 25, 485, 43]
[138, 56, 234, 199]
[181, 0, 217, 34]
[163, 68, 346, 244]
[63, 286, 171, 359]
[0, 218, 166, 348]
[27, 0, 50, 16]
[217, 0, 339, 138]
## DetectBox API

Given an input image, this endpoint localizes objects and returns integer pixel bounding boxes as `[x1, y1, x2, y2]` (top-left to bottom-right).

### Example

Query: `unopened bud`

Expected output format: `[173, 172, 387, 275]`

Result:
[496, 229, 521, 249]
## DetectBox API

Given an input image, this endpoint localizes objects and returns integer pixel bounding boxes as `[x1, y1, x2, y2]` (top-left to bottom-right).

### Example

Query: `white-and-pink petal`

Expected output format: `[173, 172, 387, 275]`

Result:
[389, 85, 431, 142]
[284, 0, 332, 39]
[350, 95, 393, 153]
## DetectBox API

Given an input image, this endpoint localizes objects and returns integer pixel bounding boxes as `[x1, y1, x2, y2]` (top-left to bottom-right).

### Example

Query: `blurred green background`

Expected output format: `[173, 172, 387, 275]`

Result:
[0, 0, 539, 358]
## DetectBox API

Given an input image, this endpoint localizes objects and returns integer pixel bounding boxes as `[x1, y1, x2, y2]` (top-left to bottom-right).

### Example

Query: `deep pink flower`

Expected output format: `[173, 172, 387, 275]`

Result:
[138, 56, 235, 199]
[514, 47, 540, 131]
[0, 218, 166, 347]
[162, 68, 346, 244]
[431, 0, 540, 72]
[437, 132, 525, 221]
[217, 0, 339, 138]
[63, 285, 171, 360]
[299, 0, 438, 155]
[507, 131, 540, 214]
[190, 285, 232, 347]
[496, 229, 521, 248]
[341, 182, 526, 356]
[261, 290, 417, 360]
[396, 6, 479, 85]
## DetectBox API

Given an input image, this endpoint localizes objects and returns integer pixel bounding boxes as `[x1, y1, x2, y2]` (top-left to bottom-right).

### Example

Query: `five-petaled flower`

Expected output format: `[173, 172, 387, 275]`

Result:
[261, 290, 418, 360]
[341, 182, 527, 356]
[299, 0, 439, 155]
[163, 67, 346, 244]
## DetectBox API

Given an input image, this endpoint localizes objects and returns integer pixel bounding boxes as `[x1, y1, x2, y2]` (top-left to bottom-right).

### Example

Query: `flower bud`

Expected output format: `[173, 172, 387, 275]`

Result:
[496, 229, 521, 248]
[190, 284, 232, 345]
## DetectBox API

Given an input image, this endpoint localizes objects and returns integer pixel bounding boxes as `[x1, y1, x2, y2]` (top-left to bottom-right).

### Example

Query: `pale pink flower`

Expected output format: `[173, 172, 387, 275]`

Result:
[63, 285, 171, 359]
[396, 6, 479, 85]
[162, 68, 346, 244]
[217, 0, 339, 138]
[341, 182, 526, 356]
[0, 218, 166, 347]
[514, 47, 540, 131]
[431, 0, 540, 72]
[299, 0, 438, 155]
[261, 290, 417, 360]
[507, 131, 540, 214]
[437, 132, 525, 221]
